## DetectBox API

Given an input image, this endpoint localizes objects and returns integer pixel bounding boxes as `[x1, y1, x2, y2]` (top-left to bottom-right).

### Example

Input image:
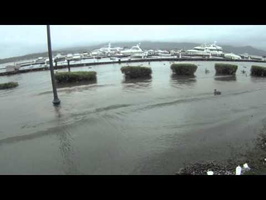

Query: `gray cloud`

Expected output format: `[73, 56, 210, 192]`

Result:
[0, 25, 266, 58]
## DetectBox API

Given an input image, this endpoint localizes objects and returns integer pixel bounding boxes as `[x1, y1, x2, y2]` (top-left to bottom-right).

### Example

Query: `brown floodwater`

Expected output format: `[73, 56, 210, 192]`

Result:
[1, 61, 266, 174]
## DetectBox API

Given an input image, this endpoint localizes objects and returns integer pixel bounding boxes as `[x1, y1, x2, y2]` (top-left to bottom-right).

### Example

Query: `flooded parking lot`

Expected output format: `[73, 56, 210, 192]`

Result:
[1, 61, 266, 174]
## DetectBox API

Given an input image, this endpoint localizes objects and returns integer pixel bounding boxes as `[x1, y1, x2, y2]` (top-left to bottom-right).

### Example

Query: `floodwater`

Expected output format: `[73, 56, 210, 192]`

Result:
[1, 61, 266, 174]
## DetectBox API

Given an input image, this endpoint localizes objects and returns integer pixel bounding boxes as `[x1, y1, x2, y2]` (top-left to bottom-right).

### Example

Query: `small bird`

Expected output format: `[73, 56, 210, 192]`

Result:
[207, 171, 214, 175]
[214, 89, 221, 95]
[236, 165, 242, 175]
[205, 69, 210, 74]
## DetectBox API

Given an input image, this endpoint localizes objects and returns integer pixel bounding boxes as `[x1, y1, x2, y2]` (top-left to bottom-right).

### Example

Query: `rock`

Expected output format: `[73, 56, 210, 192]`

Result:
[243, 163, 250, 169]
[207, 171, 214, 175]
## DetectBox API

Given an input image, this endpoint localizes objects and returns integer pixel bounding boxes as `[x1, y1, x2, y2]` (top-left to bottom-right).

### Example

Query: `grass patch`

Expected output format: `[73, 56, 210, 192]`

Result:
[0, 82, 18, 90]
[251, 65, 266, 77]
[121, 66, 152, 78]
[170, 63, 197, 76]
[55, 71, 97, 83]
[215, 63, 238, 75]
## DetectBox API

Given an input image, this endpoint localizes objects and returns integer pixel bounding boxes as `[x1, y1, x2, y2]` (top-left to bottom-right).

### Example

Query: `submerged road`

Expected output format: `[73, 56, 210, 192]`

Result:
[0, 61, 266, 174]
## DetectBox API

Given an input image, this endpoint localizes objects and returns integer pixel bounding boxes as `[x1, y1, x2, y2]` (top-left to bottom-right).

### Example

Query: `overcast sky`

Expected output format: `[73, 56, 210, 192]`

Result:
[0, 25, 266, 59]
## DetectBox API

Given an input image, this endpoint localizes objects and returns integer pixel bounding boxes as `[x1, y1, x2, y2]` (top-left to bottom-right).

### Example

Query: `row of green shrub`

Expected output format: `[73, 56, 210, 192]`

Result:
[2, 64, 265, 90]
[120, 64, 237, 78]
[171, 63, 266, 77]
[54, 71, 97, 83]
[215, 63, 238, 75]
[170, 64, 198, 76]
[0, 82, 18, 90]
[250, 65, 266, 77]
[120, 66, 152, 78]
[54, 64, 266, 83]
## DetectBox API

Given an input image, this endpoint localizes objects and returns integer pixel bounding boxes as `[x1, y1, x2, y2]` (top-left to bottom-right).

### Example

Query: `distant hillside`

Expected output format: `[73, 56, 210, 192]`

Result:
[61, 41, 266, 56]
[221, 45, 266, 56]
[1, 41, 266, 65]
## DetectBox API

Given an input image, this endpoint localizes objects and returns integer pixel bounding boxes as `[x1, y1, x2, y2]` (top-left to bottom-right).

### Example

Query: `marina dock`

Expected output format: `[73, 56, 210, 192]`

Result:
[1, 57, 266, 76]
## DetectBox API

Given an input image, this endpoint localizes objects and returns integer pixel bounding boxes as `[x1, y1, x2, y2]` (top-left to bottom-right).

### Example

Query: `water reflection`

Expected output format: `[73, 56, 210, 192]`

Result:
[250, 76, 266, 83]
[56, 83, 101, 95]
[170, 74, 197, 88]
[54, 106, 81, 175]
[214, 75, 237, 82]
[54, 104, 62, 118]
[122, 77, 152, 90]
[56, 79, 97, 89]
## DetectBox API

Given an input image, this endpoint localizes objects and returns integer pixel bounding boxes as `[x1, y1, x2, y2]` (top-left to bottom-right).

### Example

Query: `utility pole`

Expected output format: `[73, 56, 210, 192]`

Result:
[47, 25, 61, 106]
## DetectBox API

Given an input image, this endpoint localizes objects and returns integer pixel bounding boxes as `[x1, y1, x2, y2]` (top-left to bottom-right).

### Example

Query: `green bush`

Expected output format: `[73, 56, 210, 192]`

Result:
[55, 71, 97, 83]
[251, 65, 266, 77]
[0, 82, 18, 90]
[170, 63, 197, 76]
[121, 66, 152, 78]
[215, 63, 238, 75]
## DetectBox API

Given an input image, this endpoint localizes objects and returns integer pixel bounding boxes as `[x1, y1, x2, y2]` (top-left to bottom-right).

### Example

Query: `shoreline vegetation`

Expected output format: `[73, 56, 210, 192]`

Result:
[215, 63, 238, 75]
[0, 82, 18, 90]
[121, 66, 152, 78]
[176, 125, 266, 175]
[54, 71, 97, 84]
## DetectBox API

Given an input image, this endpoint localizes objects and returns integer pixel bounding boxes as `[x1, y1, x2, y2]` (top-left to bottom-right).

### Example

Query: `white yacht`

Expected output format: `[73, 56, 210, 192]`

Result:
[223, 53, 242, 60]
[90, 50, 104, 57]
[66, 53, 73, 60]
[34, 57, 46, 64]
[91, 43, 123, 57]
[72, 53, 82, 61]
[120, 43, 144, 56]
[99, 43, 123, 55]
[54, 54, 66, 62]
[130, 52, 148, 59]
[44, 58, 55, 66]
[156, 50, 172, 57]
[146, 49, 155, 56]
[186, 42, 224, 57]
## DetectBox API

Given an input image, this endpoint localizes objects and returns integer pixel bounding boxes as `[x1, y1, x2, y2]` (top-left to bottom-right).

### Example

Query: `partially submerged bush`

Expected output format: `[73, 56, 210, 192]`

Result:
[0, 82, 18, 90]
[121, 66, 152, 78]
[251, 65, 266, 77]
[55, 71, 97, 83]
[215, 63, 238, 75]
[170, 63, 197, 76]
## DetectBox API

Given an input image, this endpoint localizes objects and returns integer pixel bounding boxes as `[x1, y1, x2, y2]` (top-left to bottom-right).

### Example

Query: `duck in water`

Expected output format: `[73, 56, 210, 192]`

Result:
[214, 89, 221, 95]
[205, 68, 210, 74]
